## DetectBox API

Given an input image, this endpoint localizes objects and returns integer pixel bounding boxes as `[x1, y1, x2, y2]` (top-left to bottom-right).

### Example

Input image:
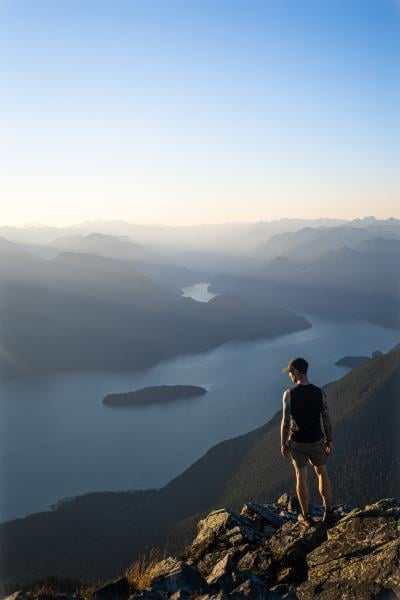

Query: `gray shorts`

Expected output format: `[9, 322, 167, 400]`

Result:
[288, 436, 327, 469]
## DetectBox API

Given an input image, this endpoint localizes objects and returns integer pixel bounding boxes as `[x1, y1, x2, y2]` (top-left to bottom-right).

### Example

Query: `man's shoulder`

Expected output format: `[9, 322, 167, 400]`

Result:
[282, 388, 293, 403]
[283, 386, 295, 397]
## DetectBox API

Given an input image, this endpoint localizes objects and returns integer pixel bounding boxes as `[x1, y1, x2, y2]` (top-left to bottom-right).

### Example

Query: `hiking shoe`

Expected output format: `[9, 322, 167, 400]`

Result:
[322, 509, 339, 524]
[297, 513, 316, 527]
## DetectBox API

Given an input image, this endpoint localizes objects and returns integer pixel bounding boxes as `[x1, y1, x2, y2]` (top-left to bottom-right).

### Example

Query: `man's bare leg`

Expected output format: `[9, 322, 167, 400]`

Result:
[314, 464, 332, 510]
[294, 464, 310, 515]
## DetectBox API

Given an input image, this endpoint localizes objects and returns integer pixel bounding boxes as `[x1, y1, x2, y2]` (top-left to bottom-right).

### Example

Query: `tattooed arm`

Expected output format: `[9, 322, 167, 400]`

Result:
[321, 388, 333, 442]
[281, 389, 291, 448]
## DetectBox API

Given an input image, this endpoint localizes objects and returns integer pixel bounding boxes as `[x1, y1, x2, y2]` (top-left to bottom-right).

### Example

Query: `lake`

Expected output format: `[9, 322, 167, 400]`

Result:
[0, 282, 399, 522]
[181, 281, 219, 302]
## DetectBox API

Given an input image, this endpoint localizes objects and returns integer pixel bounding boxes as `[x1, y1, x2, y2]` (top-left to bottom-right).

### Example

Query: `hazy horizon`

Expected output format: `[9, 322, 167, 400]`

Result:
[1, 214, 399, 230]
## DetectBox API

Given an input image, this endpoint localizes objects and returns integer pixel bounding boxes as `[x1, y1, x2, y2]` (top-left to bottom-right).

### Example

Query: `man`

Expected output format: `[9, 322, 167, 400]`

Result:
[280, 357, 337, 526]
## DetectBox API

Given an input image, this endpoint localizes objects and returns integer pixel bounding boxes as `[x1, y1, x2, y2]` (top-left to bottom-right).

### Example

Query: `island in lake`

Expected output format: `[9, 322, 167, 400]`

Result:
[335, 351, 383, 368]
[103, 384, 207, 407]
[335, 356, 370, 368]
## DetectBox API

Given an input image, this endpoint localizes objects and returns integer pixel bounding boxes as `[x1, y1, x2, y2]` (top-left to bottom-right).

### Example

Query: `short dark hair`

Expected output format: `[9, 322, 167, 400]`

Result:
[292, 365, 308, 374]
[282, 357, 309, 374]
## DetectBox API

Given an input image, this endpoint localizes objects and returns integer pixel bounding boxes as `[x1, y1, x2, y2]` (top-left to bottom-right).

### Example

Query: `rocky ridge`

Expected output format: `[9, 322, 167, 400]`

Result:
[5, 494, 399, 600]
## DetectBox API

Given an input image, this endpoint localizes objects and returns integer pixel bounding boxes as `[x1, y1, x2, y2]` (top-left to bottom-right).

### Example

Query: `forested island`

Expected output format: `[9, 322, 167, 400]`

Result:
[103, 384, 207, 406]
[335, 355, 370, 368]
[335, 350, 383, 368]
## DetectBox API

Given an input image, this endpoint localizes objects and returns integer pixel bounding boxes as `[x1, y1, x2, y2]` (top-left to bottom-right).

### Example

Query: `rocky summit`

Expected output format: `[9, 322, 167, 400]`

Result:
[5, 495, 399, 600]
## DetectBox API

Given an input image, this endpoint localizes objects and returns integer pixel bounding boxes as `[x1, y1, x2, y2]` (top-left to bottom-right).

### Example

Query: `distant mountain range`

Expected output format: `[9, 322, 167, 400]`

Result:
[0, 216, 400, 276]
[210, 236, 400, 327]
[253, 222, 400, 263]
[49, 233, 196, 291]
[1, 216, 399, 289]
[0, 238, 309, 379]
[0, 346, 398, 588]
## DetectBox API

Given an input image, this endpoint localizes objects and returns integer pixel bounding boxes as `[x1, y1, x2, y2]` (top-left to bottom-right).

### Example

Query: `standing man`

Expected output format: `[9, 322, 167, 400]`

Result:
[280, 357, 337, 526]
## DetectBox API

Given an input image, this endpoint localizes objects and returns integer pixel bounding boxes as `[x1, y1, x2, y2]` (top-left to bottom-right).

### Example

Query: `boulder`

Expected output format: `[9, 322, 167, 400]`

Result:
[205, 549, 241, 593]
[148, 556, 209, 596]
[267, 520, 327, 583]
[128, 591, 163, 600]
[240, 502, 285, 529]
[296, 500, 400, 599]
[93, 576, 132, 599]
[229, 573, 270, 599]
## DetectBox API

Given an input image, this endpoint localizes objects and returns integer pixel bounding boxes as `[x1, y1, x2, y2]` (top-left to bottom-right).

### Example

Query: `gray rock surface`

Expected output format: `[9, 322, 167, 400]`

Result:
[5, 495, 399, 600]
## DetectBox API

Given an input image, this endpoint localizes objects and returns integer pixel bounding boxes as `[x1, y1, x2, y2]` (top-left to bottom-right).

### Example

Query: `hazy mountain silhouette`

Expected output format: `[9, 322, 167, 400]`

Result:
[1, 217, 398, 283]
[254, 223, 400, 263]
[50, 233, 195, 291]
[210, 236, 400, 327]
[0, 248, 309, 379]
[2, 216, 397, 255]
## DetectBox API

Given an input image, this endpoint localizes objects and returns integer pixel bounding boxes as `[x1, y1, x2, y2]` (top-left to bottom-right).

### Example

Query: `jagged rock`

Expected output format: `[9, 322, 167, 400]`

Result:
[331, 502, 356, 516]
[236, 548, 273, 577]
[275, 494, 327, 521]
[186, 506, 269, 568]
[208, 570, 236, 595]
[297, 580, 398, 599]
[197, 548, 232, 578]
[231, 522, 264, 544]
[354, 497, 400, 519]
[195, 592, 229, 600]
[236, 549, 261, 571]
[93, 576, 132, 599]
[276, 494, 301, 515]
[206, 552, 235, 585]
[169, 591, 193, 600]
[9, 495, 400, 600]
[128, 591, 163, 600]
[229, 572, 270, 598]
[296, 500, 400, 599]
[53, 596, 84, 600]
[101, 497, 400, 599]
[223, 526, 246, 545]
[267, 520, 327, 584]
[267, 583, 299, 598]
[147, 556, 209, 596]
[205, 549, 246, 594]
[240, 502, 284, 529]
[185, 509, 242, 563]
[2, 593, 84, 600]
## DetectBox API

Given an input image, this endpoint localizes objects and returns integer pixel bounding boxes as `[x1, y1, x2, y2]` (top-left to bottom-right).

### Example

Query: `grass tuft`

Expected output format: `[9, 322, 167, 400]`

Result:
[125, 545, 169, 590]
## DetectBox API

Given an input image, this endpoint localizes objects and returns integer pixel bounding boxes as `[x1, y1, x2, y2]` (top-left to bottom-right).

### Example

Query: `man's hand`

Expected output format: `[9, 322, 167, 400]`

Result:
[281, 442, 289, 458]
[324, 440, 333, 455]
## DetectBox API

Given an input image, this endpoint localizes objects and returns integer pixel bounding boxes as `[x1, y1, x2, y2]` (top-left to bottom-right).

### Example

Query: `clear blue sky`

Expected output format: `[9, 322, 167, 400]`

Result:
[1, 0, 399, 225]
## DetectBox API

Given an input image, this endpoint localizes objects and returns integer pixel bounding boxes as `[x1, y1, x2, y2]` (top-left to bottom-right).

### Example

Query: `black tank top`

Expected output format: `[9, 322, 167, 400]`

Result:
[289, 383, 324, 442]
